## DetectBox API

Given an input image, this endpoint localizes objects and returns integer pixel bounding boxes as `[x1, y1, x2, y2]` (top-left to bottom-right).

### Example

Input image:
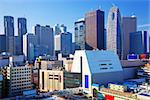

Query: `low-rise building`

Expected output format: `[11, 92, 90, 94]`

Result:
[39, 69, 81, 92]
[7, 65, 32, 97]
[137, 63, 150, 82]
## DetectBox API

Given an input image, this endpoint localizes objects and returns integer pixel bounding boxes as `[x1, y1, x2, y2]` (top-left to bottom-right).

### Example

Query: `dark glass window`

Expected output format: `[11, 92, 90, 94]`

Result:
[112, 12, 115, 20]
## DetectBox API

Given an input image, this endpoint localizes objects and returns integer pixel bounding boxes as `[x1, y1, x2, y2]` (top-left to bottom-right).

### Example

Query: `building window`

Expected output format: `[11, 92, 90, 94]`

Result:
[42, 72, 44, 89]
[112, 12, 115, 20]
[80, 25, 83, 30]
[85, 75, 89, 88]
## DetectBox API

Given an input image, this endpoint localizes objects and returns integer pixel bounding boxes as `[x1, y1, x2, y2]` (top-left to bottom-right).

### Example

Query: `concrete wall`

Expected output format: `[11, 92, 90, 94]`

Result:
[92, 71, 124, 85]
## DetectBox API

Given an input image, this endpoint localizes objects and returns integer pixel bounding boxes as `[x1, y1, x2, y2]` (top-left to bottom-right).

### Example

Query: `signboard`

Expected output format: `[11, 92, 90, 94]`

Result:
[127, 54, 139, 61]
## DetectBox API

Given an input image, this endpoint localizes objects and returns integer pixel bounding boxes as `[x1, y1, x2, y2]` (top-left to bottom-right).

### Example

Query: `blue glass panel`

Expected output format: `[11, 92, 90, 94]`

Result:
[85, 75, 89, 88]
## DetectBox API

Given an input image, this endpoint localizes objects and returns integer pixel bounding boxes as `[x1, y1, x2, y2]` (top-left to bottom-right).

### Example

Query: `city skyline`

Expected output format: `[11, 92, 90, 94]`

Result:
[0, 0, 149, 36]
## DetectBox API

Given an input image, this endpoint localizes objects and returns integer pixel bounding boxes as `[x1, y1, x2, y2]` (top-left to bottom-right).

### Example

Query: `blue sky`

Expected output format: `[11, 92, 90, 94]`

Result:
[0, 0, 149, 36]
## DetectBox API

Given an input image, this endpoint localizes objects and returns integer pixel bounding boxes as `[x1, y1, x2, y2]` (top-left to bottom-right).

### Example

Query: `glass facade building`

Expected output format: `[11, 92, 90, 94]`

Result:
[18, 18, 27, 55]
[4, 16, 14, 54]
[130, 31, 149, 54]
[35, 25, 54, 56]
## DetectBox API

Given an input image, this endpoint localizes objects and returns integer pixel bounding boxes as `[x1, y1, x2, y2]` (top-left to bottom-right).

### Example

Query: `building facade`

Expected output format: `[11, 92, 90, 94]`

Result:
[35, 25, 54, 56]
[0, 35, 6, 53]
[18, 18, 27, 55]
[54, 24, 61, 35]
[71, 50, 123, 94]
[107, 6, 122, 58]
[39, 70, 81, 92]
[130, 31, 149, 54]
[122, 16, 137, 59]
[74, 18, 85, 50]
[85, 9, 105, 50]
[23, 33, 37, 62]
[7, 65, 32, 97]
[55, 32, 72, 57]
[4, 16, 15, 55]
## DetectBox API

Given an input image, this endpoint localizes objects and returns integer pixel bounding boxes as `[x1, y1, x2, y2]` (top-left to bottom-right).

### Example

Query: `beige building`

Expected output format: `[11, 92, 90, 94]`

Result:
[39, 69, 81, 92]
[40, 70, 64, 92]
[35, 60, 63, 70]
[7, 65, 32, 97]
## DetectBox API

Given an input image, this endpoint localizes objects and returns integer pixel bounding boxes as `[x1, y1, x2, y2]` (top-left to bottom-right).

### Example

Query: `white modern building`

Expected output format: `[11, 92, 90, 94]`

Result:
[71, 50, 123, 94]
[107, 6, 122, 59]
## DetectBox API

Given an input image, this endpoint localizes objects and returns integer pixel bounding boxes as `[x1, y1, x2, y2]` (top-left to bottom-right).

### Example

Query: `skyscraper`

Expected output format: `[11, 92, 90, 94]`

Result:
[107, 6, 122, 58]
[0, 35, 6, 53]
[18, 18, 27, 54]
[85, 9, 105, 50]
[4, 16, 14, 54]
[130, 31, 149, 54]
[74, 18, 85, 50]
[54, 24, 61, 35]
[14, 36, 22, 55]
[55, 32, 72, 57]
[122, 16, 137, 59]
[60, 24, 67, 33]
[23, 33, 37, 62]
[35, 25, 54, 56]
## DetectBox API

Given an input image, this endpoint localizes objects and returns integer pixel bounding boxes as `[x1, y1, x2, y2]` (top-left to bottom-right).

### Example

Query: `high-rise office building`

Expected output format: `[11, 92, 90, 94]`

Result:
[54, 24, 61, 35]
[14, 36, 22, 55]
[130, 31, 149, 54]
[55, 32, 72, 57]
[4, 16, 14, 54]
[60, 24, 67, 33]
[8, 36, 15, 55]
[23, 33, 37, 62]
[18, 18, 27, 54]
[0, 35, 6, 53]
[122, 16, 137, 59]
[107, 6, 122, 58]
[74, 18, 85, 50]
[34, 25, 54, 56]
[85, 9, 105, 50]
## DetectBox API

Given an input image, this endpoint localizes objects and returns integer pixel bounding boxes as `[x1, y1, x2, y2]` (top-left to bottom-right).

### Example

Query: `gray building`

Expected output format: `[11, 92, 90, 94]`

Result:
[107, 6, 122, 59]
[55, 32, 72, 57]
[74, 18, 85, 50]
[130, 31, 149, 54]
[18, 18, 27, 54]
[0, 35, 6, 53]
[122, 16, 137, 59]
[14, 36, 22, 55]
[23, 33, 37, 62]
[34, 25, 54, 56]
[54, 24, 61, 35]
[4, 16, 14, 54]
[8, 36, 15, 55]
